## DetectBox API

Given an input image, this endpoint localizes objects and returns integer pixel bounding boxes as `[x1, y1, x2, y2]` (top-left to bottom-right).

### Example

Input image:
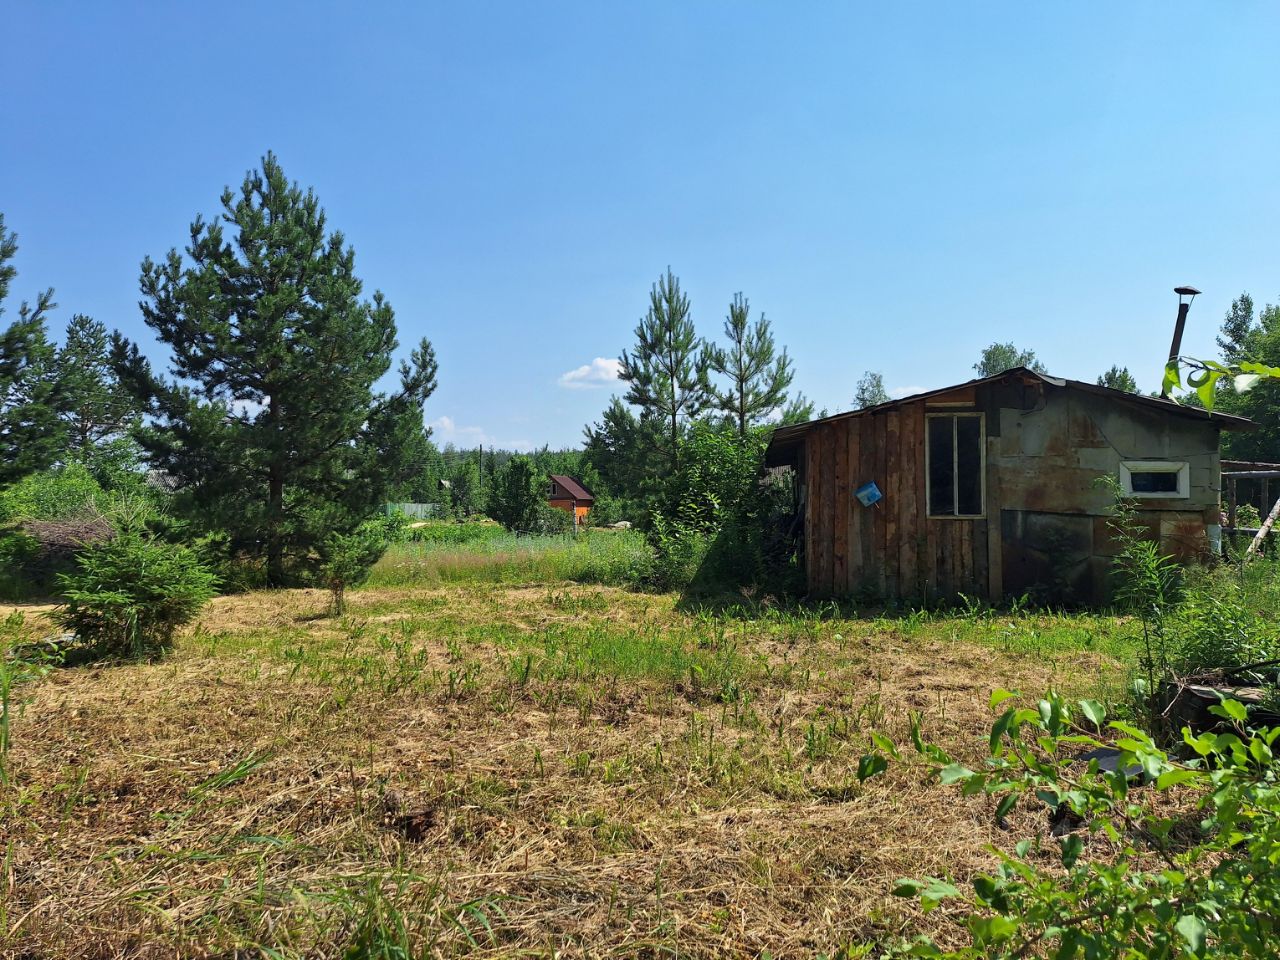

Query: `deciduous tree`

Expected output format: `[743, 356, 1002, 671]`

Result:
[974, 342, 1046, 377]
[853, 370, 890, 409]
[1096, 365, 1138, 393]
[1206, 292, 1280, 463]
[487, 455, 544, 532]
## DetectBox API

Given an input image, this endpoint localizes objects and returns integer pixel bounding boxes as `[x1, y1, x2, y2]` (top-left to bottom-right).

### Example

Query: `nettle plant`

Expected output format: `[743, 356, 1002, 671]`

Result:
[860, 693, 1280, 958]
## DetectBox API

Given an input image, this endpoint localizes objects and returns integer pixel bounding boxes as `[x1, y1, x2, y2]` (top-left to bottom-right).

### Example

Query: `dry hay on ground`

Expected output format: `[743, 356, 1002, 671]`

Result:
[1, 585, 1125, 958]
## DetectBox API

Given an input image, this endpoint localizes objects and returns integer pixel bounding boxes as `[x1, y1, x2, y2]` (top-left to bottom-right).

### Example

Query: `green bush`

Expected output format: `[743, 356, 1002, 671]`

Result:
[0, 462, 106, 523]
[533, 503, 574, 535]
[404, 521, 508, 546]
[54, 532, 218, 660]
[647, 516, 711, 591]
[862, 693, 1280, 958]
[1173, 582, 1278, 676]
[645, 425, 795, 595]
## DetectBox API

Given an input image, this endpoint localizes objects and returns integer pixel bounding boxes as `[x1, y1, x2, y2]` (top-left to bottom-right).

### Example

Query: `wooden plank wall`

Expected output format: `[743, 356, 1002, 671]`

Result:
[806, 400, 987, 601]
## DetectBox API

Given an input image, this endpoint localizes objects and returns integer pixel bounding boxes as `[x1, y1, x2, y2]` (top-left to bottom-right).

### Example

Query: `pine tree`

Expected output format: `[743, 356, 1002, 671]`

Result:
[0, 215, 66, 484]
[1096, 365, 1138, 393]
[778, 392, 816, 424]
[853, 370, 891, 409]
[583, 396, 664, 501]
[974, 342, 1047, 377]
[618, 269, 708, 467]
[113, 154, 437, 585]
[706, 293, 794, 435]
[57, 315, 140, 456]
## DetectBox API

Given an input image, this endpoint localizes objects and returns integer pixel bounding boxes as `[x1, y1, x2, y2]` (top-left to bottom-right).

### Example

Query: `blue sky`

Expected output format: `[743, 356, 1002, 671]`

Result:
[4, 3, 1279, 450]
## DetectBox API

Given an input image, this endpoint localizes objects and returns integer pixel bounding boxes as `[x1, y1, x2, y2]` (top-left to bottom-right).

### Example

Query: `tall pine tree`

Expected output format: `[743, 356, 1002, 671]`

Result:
[0, 214, 66, 484]
[618, 269, 708, 466]
[114, 154, 437, 585]
[705, 293, 794, 435]
[57, 314, 140, 456]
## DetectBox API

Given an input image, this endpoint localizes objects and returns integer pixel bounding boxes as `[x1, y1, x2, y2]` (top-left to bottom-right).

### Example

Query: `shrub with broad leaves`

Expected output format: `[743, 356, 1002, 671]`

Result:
[860, 692, 1280, 958]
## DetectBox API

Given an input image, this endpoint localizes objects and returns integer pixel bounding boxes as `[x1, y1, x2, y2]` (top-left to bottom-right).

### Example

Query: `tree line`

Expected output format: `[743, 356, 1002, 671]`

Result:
[3, 149, 1235, 602]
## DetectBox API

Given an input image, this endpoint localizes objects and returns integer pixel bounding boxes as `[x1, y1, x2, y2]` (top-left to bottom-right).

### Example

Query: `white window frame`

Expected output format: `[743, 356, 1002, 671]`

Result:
[925, 412, 986, 519]
[1119, 460, 1189, 499]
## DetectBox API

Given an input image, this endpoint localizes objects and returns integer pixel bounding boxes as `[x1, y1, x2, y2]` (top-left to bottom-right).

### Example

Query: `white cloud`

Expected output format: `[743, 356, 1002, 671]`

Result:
[558, 357, 621, 389]
[889, 385, 932, 399]
[427, 415, 532, 452]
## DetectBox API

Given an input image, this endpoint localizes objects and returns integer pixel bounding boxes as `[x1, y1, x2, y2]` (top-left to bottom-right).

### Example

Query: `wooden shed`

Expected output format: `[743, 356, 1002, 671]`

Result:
[765, 368, 1253, 605]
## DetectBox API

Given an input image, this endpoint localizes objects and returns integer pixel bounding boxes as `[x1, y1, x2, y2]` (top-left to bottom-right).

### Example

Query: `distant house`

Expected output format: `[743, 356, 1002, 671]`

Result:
[547, 475, 595, 524]
[765, 367, 1253, 605]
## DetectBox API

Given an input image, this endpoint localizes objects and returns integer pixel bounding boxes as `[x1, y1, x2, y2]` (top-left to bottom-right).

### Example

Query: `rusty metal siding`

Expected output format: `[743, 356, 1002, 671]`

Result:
[802, 378, 1222, 604]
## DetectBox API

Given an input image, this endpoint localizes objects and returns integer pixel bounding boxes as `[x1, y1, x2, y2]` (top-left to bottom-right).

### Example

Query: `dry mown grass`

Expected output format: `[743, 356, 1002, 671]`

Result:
[1, 584, 1129, 958]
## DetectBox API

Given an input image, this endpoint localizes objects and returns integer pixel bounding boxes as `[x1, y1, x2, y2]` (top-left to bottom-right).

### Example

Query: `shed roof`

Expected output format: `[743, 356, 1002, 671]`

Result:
[767, 367, 1255, 464]
[549, 475, 595, 502]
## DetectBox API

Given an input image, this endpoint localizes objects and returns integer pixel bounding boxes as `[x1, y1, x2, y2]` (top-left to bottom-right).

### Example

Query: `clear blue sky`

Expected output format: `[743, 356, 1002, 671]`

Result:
[4, 3, 1279, 450]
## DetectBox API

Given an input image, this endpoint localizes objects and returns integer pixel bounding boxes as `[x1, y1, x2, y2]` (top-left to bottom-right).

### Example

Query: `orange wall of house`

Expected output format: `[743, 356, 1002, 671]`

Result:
[547, 500, 590, 521]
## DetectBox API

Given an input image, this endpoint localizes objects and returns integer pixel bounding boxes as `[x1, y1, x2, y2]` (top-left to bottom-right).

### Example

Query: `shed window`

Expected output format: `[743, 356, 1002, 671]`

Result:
[1119, 461, 1189, 499]
[927, 413, 984, 517]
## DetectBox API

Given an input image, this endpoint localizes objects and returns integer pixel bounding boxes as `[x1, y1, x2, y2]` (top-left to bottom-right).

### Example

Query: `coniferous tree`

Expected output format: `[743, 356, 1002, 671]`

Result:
[113, 154, 437, 585]
[974, 342, 1047, 377]
[706, 293, 794, 435]
[0, 215, 66, 484]
[583, 396, 664, 504]
[57, 315, 140, 456]
[618, 269, 708, 467]
[853, 370, 891, 409]
[778, 392, 816, 424]
[1096, 365, 1138, 393]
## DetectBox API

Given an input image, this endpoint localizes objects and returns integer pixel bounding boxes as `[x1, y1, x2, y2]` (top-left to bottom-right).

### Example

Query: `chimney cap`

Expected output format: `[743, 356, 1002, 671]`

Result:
[1174, 285, 1201, 296]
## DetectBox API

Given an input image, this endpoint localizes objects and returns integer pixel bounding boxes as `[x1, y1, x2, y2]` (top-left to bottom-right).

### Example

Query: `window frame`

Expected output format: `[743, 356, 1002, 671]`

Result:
[925, 411, 986, 519]
[1119, 460, 1190, 499]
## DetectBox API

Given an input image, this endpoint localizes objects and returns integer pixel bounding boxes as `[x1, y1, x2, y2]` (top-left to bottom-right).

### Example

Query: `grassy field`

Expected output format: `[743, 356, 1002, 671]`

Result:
[0, 536, 1148, 958]
[368, 526, 653, 589]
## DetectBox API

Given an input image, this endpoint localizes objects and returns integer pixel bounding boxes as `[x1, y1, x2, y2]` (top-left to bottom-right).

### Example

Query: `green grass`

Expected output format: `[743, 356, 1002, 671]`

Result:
[368, 528, 651, 588]
[12, 538, 1280, 956]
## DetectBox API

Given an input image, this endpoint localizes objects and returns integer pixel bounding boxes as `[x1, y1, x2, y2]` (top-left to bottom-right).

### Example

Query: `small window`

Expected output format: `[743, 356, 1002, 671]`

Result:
[927, 413, 984, 517]
[1119, 461, 1189, 499]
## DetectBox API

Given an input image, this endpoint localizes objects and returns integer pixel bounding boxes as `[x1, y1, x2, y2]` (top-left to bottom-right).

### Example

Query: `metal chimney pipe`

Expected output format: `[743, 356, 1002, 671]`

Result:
[1162, 285, 1201, 398]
